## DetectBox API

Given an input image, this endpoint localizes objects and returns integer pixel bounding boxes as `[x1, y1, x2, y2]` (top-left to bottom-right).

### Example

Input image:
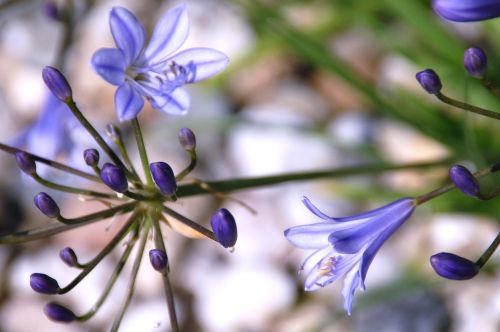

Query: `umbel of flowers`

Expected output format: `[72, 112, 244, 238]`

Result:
[0, 4, 234, 332]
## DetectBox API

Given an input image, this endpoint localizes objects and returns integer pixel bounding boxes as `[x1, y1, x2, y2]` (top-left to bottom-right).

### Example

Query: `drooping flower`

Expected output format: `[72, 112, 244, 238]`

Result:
[92, 4, 229, 121]
[433, 0, 500, 22]
[284, 197, 416, 315]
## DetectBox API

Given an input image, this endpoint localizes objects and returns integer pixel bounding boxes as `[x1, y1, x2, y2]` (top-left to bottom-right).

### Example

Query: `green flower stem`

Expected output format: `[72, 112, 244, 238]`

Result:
[476, 233, 500, 268]
[132, 118, 154, 186]
[107, 125, 142, 185]
[65, 100, 138, 181]
[0, 202, 136, 244]
[416, 162, 500, 205]
[110, 219, 150, 332]
[150, 212, 179, 332]
[436, 93, 500, 120]
[176, 150, 197, 181]
[0, 143, 99, 182]
[32, 173, 120, 200]
[77, 223, 140, 322]
[176, 159, 451, 198]
[58, 211, 140, 294]
[162, 205, 216, 241]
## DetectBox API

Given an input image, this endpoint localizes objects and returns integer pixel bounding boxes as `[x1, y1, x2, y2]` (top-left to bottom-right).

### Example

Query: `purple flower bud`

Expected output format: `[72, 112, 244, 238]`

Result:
[43, 303, 76, 323]
[416, 69, 442, 94]
[210, 208, 237, 248]
[149, 249, 168, 271]
[43, 0, 59, 21]
[59, 247, 78, 267]
[34, 192, 60, 218]
[150, 162, 177, 196]
[430, 252, 479, 280]
[15, 152, 36, 175]
[433, 0, 500, 22]
[30, 273, 60, 294]
[100, 163, 128, 193]
[449, 164, 480, 197]
[42, 66, 72, 102]
[83, 149, 99, 167]
[464, 47, 487, 78]
[178, 128, 196, 150]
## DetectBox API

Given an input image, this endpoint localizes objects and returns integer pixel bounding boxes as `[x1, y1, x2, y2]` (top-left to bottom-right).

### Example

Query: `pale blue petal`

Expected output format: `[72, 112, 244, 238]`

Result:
[149, 87, 190, 115]
[302, 197, 337, 221]
[285, 222, 345, 249]
[110, 7, 146, 64]
[144, 3, 189, 64]
[115, 83, 144, 121]
[169, 48, 229, 83]
[341, 266, 361, 316]
[91, 48, 126, 85]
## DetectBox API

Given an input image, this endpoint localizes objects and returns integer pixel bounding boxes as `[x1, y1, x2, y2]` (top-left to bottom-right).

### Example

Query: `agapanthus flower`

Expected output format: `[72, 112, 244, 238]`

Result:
[92, 4, 229, 121]
[433, 0, 500, 22]
[284, 197, 416, 315]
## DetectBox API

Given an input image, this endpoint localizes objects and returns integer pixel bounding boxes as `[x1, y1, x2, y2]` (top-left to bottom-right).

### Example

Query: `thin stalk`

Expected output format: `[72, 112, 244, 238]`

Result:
[77, 224, 140, 321]
[0, 202, 136, 243]
[58, 211, 140, 294]
[107, 125, 141, 184]
[0, 143, 99, 182]
[110, 220, 150, 332]
[436, 93, 500, 120]
[176, 150, 196, 181]
[151, 212, 179, 332]
[476, 233, 500, 268]
[131, 118, 153, 186]
[162, 206, 216, 241]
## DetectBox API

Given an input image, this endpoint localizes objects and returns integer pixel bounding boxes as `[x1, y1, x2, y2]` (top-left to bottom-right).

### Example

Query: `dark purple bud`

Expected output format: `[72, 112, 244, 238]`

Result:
[150, 162, 177, 196]
[83, 149, 99, 167]
[430, 252, 479, 280]
[433, 0, 500, 22]
[149, 249, 168, 271]
[59, 247, 78, 267]
[178, 128, 196, 150]
[43, 0, 59, 21]
[15, 152, 36, 175]
[30, 273, 60, 294]
[449, 164, 480, 197]
[464, 47, 487, 78]
[42, 66, 72, 102]
[210, 208, 237, 248]
[100, 163, 128, 193]
[416, 69, 442, 94]
[34, 192, 60, 218]
[43, 303, 76, 323]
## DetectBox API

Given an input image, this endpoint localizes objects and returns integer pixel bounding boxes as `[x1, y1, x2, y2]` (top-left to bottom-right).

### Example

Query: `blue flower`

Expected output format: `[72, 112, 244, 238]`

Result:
[284, 197, 416, 315]
[433, 0, 500, 22]
[92, 4, 229, 121]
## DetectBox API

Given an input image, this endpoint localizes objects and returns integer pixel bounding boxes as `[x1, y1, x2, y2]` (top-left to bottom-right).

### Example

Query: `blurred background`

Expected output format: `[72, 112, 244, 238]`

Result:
[0, 0, 498, 331]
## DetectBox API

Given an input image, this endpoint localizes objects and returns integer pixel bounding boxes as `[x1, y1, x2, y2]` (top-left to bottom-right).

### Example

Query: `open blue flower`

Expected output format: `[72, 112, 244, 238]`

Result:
[92, 4, 229, 121]
[433, 0, 500, 22]
[284, 197, 416, 315]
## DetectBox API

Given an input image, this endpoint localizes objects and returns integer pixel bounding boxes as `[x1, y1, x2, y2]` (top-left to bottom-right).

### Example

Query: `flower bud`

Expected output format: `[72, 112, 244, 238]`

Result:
[416, 69, 442, 94]
[449, 164, 480, 197]
[83, 149, 99, 167]
[43, 0, 59, 21]
[43, 303, 76, 323]
[430, 252, 479, 280]
[464, 47, 487, 78]
[30, 273, 60, 294]
[150, 162, 177, 196]
[149, 249, 168, 271]
[42, 66, 72, 102]
[178, 128, 196, 150]
[100, 163, 128, 193]
[15, 152, 36, 175]
[210, 208, 237, 248]
[433, 0, 500, 22]
[59, 247, 78, 267]
[34, 192, 60, 218]
[105, 123, 121, 142]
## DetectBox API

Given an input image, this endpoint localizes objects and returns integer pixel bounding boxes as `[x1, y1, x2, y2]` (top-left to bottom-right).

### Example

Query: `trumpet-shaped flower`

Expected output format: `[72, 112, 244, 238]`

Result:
[284, 197, 416, 315]
[92, 4, 229, 121]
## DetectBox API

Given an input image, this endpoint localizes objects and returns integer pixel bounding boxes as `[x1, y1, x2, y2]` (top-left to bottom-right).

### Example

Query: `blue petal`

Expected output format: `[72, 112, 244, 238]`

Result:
[169, 48, 229, 83]
[341, 266, 361, 316]
[91, 48, 126, 86]
[433, 0, 500, 22]
[114, 83, 144, 121]
[144, 3, 189, 64]
[149, 87, 190, 115]
[302, 197, 337, 221]
[333, 197, 415, 223]
[110, 7, 146, 64]
[285, 222, 346, 249]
